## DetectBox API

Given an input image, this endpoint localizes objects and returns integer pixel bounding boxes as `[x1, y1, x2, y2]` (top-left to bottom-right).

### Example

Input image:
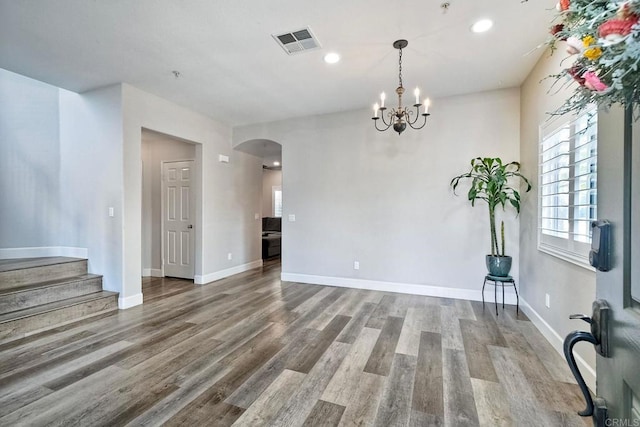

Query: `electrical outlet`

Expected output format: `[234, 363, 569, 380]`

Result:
[227, 253, 232, 261]
[545, 293, 550, 308]
[354, 261, 360, 270]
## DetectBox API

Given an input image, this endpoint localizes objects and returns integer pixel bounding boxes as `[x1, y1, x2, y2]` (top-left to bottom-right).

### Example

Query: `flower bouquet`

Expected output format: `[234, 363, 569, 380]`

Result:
[546, 0, 640, 115]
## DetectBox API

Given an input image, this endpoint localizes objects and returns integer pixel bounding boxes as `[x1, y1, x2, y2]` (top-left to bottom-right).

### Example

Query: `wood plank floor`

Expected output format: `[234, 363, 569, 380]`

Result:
[0, 259, 590, 426]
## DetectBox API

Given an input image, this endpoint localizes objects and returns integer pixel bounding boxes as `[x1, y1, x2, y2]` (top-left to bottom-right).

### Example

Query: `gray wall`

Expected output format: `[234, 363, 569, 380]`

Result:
[123, 84, 263, 297]
[0, 70, 127, 296]
[0, 72, 263, 307]
[141, 130, 196, 273]
[234, 88, 522, 297]
[519, 50, 596, 382]
[0, 69, 60, 248]
[262, 168, 282, 217]
[58, 85, 125, 294]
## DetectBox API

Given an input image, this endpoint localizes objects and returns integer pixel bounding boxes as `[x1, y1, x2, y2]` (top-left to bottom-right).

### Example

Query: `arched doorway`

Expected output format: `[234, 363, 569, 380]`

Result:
[234, 139, 283, 265]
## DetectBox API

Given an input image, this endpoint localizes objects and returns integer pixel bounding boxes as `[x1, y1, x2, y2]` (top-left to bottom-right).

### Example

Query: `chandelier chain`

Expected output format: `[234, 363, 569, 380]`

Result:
[398, 47, 403, 88]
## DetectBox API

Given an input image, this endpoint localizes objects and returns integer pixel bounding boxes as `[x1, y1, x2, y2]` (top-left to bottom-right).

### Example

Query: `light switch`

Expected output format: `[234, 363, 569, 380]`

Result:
[255, 213, 260, 220]
[218, 154, 230, 163]
[288, 214, 296, 222]
[108, 207, 114, 217]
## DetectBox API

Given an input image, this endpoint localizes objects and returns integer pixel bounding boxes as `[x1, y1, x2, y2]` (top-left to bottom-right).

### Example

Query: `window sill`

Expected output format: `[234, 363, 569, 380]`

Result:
[537, 244, 596, 272]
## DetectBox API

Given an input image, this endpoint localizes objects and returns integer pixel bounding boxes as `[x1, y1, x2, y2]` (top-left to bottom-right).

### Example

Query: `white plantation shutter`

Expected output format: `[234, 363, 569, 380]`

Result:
[538, 106, 597, 267]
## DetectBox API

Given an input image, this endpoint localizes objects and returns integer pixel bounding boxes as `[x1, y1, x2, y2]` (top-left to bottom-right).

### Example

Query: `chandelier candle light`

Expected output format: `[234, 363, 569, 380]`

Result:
[372, 40, 431, 135]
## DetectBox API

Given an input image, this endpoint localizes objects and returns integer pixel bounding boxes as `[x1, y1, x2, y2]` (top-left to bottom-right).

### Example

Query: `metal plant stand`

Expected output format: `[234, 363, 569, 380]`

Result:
[482, 274, 518, 316]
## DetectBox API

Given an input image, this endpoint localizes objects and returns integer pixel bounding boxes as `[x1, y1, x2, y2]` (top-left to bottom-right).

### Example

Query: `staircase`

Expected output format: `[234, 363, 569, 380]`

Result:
[0, 257, 118, 343]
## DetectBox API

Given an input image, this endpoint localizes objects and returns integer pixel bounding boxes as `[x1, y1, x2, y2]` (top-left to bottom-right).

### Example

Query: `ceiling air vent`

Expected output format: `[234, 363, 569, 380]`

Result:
[272, 27, 321, 55]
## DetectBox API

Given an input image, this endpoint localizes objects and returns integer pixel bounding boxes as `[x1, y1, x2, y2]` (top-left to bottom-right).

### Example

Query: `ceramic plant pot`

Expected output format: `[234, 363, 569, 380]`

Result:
[486, 255, 512, 277]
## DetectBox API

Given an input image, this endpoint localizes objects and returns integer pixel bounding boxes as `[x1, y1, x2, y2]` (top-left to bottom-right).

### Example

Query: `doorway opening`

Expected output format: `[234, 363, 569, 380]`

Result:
[141, 129, 200, 286]
[234, 139, 283, 263]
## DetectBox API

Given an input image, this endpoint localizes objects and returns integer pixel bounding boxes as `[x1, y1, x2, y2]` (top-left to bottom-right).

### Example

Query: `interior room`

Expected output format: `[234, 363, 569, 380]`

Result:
[1, 0, 639, 425]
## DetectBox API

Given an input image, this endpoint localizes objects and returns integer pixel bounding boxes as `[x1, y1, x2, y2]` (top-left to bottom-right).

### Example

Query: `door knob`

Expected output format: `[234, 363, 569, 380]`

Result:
[187, 224, 193, 229]
[564, 299, 610, 417]
[569, 314, 593, 324]
[564, 331, 597, 416]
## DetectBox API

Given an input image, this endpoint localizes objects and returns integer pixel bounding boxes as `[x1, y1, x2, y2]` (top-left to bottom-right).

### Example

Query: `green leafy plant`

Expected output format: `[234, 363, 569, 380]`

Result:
[450, 157, 532, 257]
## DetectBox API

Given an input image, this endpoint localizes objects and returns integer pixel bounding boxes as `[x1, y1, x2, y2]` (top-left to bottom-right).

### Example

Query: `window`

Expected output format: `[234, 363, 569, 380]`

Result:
[538, 107, 597, 268]
[272, 186, 282, 217]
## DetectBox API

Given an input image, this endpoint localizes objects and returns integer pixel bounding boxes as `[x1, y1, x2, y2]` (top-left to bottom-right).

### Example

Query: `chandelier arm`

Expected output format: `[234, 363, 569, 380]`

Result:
[379, 109, 394, 126]
[374, 118, 393, 132]
[405, 108, 419, 125]
[406, 113, 430, 130]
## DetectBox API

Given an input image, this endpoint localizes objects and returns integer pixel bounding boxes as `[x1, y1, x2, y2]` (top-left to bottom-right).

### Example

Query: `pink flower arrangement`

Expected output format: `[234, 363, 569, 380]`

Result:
[583, 72, 608, 92]
[599, 15, 639, 41]
[544, 0, 640, 114]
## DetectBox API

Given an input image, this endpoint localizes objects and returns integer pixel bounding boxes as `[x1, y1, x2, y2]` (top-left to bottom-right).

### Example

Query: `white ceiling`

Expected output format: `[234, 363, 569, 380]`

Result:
[0, 0, 557, 128]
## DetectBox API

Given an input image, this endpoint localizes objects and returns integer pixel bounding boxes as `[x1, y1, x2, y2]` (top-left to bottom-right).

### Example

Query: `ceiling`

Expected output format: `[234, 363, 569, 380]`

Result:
[0, 0, 557, 128]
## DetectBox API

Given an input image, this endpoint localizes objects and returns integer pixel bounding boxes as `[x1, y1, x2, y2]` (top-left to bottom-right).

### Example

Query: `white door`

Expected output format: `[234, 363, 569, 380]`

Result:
[163, 160, 195, 279]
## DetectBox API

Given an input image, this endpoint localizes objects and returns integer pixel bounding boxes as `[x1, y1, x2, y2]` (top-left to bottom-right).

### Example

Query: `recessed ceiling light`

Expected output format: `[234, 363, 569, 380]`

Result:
[273, 161, 280, 166]
[324, 52, 340, 64]
[471, 19, 493, 33]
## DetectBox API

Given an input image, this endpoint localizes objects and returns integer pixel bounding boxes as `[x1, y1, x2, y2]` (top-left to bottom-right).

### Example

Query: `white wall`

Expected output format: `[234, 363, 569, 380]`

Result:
[234, 88, 522, 299]
[0, 69, 61, 249]
[519, 50, 596, 387]
[262, 168, 282, 217]
[141, 130, 196, 274]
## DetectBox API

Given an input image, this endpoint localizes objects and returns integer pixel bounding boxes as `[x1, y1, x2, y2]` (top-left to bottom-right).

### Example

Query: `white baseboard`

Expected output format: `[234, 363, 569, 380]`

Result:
[119, 293, 144, 309]
[0, 246, 89, 259]
[520, 298, 596, 392]
[195, 259, 264, 285]
[142, 268, 163, 277]
[280, 273, 518, 304]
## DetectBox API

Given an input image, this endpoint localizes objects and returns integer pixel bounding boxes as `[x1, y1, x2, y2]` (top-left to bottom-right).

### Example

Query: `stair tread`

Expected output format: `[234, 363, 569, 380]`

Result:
[0, 274, 102, 296]
[0, 257, 86, 273]
[0, 291, 118, 323]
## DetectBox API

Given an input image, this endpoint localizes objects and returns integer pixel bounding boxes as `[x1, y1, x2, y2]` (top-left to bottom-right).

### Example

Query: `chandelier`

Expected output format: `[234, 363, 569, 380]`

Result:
[372, 40, 431, 135]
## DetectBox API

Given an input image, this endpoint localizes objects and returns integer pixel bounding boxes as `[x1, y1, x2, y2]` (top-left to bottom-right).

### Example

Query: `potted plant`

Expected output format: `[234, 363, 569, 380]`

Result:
[450, 157, 532, 276]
